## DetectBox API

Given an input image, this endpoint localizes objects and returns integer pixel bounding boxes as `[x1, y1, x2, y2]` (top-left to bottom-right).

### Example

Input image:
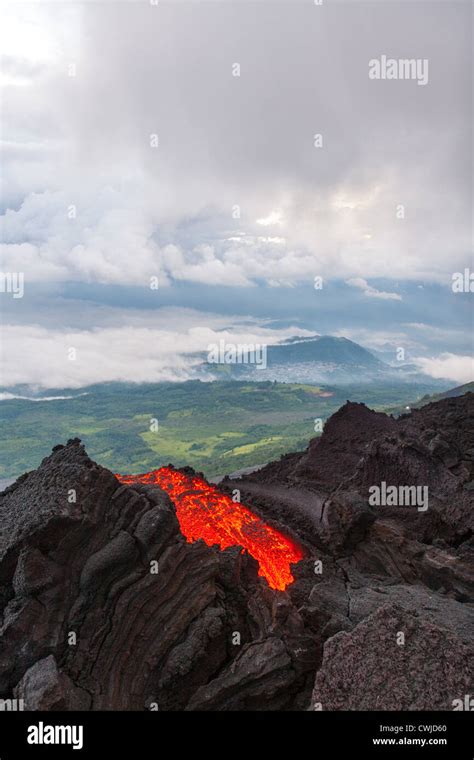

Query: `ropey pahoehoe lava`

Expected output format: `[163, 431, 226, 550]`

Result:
[116, 466, 304, 590]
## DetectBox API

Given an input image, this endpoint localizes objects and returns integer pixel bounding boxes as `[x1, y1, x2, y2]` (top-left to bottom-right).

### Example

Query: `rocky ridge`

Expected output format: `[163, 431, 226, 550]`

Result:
[0, 393, 473, 710]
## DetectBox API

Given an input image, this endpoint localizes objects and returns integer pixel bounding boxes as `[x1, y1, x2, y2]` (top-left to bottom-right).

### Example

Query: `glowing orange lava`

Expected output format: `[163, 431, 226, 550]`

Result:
[116, 467, 304, 590]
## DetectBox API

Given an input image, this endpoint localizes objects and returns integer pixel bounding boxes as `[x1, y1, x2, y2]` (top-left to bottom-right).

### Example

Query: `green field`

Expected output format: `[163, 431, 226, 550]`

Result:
[0, 380, 438, 480]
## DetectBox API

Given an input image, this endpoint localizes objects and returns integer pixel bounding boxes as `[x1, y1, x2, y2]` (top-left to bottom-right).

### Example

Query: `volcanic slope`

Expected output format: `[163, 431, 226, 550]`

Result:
[0, 393, 472, 710]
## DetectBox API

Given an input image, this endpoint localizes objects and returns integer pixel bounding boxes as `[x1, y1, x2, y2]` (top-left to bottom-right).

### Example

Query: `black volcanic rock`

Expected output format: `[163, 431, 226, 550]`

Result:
[220, 392, 474, 709]
[293, 401, 397, 488]
[1, 393, 473, 711]
[224, 394, 474, 549]
[14, 655, 91, 711]
[311, 603, 473, 711]
[0, 440, 317, 711]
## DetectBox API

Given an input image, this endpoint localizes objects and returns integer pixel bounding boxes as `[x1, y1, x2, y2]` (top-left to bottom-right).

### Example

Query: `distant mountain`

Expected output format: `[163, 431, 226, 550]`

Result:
[406, 381, 474, 409]
[416, 381, 474, 401]
[204, 334, 445, 387]
[383, 381, 474, 417]
[265, 335, 382, 367]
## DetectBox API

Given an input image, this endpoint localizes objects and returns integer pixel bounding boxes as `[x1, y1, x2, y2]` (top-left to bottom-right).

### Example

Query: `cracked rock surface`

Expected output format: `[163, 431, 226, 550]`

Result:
[1, 393, 473, 710]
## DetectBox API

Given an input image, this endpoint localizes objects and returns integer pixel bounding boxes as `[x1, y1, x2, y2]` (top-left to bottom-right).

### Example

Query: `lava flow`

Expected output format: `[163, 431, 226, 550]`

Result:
[116, 467, 304, 590]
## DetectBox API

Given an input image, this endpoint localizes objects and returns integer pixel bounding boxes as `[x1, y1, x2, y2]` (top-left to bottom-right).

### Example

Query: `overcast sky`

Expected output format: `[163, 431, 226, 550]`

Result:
[0, 0, 472, 388]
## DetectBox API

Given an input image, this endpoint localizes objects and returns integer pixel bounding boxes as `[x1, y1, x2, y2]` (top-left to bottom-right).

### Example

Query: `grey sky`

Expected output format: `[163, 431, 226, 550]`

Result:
[0, 0, 472, 387]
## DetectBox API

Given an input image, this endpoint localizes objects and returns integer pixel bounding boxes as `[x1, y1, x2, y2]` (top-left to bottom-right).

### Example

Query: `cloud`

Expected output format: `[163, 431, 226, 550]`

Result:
[0, 313, 311, 389]
[415, 354, 473, 384]
[0, 0, 470, 392]
[0, 1, 471, 289]
[346, 278, 402, 301]
[256, 210, 284, 227]
[0, 392, 85, 402]
[333, 326, 413, 350]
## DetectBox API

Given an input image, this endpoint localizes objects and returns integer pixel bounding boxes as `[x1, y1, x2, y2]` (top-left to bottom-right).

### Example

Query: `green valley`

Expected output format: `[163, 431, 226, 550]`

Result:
[0, 380, 441, 480]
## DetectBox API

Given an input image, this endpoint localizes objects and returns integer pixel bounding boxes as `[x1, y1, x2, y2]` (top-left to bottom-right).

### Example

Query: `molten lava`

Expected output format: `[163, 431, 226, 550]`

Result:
[116, 467, 304, 590]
